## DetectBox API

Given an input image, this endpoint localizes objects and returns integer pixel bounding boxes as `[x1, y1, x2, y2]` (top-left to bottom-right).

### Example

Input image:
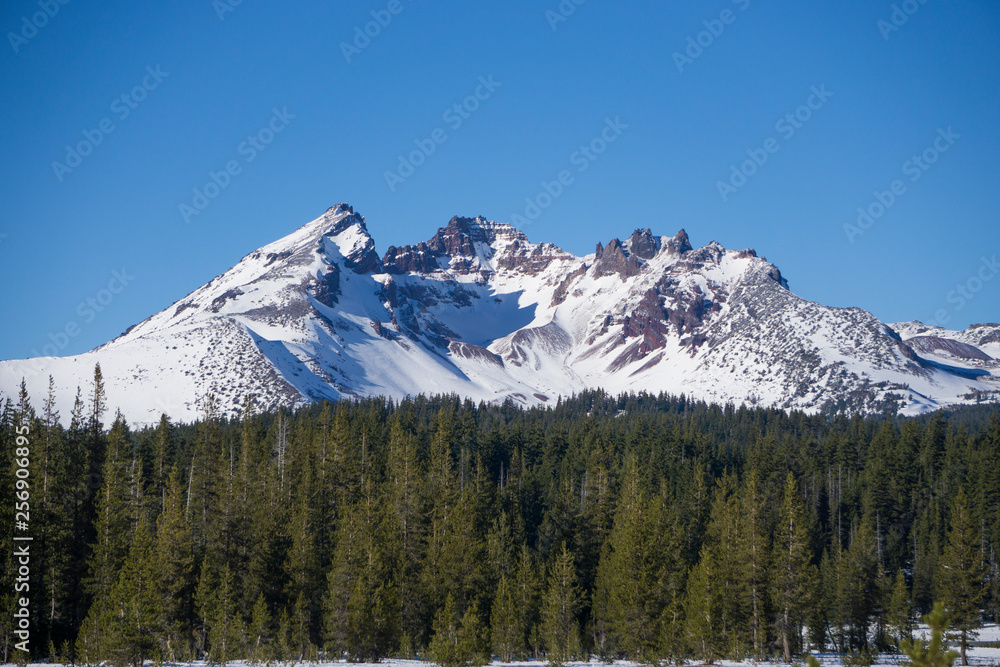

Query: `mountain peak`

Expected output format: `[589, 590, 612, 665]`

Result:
[625, 228, 660, 259]
[665, 228, 693, 255]
[317, 204, 381, 273]
[5, 202, 996, 425]
[382, 214, 528, 275]
[433, 215, 525, 249]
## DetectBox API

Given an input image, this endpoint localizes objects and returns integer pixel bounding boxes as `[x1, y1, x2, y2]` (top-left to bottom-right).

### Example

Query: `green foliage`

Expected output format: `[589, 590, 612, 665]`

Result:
[542, 544, 583, 666]
[937, 488, 987, 665]
[900, 602, 960, 667]
[490, 574, 521, 661]
[887, 570, 913, 651]
[684, 549, 721, 664]
[427, 594, 487, 667]
[772, 472, 816, 661]
[1, 385, 998, 663]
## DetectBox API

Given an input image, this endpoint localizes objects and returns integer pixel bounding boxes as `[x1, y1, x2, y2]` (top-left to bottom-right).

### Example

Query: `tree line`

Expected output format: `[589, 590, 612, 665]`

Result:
[1, 364, 998, 666]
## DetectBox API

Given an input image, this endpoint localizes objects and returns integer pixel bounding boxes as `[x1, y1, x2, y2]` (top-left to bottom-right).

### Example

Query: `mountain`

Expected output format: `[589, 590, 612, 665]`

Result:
[2, 203, 998, 424]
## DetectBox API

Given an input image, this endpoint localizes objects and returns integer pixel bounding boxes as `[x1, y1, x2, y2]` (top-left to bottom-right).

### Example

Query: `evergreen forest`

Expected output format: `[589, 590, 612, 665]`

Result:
[2, 365, 999, 666]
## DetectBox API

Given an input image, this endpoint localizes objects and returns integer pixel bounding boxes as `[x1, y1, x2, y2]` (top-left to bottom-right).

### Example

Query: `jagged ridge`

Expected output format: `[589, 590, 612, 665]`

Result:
[1, 203, 997, 425]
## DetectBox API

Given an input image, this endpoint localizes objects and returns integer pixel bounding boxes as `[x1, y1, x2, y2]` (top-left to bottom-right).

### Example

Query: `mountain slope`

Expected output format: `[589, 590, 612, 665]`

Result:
[2, 203, 997, 424]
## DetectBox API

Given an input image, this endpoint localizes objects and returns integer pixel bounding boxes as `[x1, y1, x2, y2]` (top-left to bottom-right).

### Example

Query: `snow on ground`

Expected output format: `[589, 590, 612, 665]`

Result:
[10, 640, 1000, 667]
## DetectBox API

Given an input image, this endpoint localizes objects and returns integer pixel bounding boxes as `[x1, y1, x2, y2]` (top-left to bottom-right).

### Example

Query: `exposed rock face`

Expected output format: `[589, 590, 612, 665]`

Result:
[906, 336, 994, 361]
[383, 242, 439, 274]
[664, 228, 693, 255]
[449, 340, 504, 366]
[593, 238, 644, 278]
[320, 204, 383, 274]
[626, 228, 661, 259]
[382, 215, 566, 278]
[313, 264, 340, 307]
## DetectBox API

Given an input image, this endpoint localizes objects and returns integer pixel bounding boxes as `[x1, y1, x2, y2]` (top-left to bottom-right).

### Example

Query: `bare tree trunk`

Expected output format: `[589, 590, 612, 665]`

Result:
[784, 608, 792, 662]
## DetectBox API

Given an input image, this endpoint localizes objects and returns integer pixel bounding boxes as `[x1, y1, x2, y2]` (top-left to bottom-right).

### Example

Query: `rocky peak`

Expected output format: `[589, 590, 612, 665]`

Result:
[625, 228, 661, 259]
[383, 215, 528, 275]
[320, 203, 381, 274]
[593, 237, 643, 278]
[426, 216, 526, 257]
[664, 229, 693, 255]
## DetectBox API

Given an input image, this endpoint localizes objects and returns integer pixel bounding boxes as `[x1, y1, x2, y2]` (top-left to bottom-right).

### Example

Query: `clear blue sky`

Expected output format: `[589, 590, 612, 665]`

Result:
[1, 1, 998, 359]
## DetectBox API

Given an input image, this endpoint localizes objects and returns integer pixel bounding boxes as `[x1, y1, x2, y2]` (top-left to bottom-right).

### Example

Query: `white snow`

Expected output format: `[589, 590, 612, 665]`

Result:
[2, 205, 997, 426]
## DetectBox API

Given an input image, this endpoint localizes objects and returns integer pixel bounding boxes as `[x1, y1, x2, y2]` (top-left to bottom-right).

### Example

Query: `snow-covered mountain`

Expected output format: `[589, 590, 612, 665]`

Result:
[2, 203, 997, 424]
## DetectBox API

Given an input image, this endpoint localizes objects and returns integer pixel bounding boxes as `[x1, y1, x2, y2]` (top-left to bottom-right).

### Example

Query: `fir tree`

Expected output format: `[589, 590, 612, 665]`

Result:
[684, 550, 721, 664]
[325, 478, 400, 661]
[153, 466, 196, 661]
[200, 563, 245, 664]
[887, 570, 912, 650]
[77, 413, 133, 661]
[837, 517, 880, 651]
[703, 472, 748, 658]
[428, 594, 486, 667]
[771, 472, 816, 662]
[103, 521, 162, 667]
[247, 595, 273, 664]
[741, 469, 770, 659]
[541, 544, 582, 666]
[899, 602, 959, 667]
[937, 489, 986, 665]
[490, 574, 521, 661]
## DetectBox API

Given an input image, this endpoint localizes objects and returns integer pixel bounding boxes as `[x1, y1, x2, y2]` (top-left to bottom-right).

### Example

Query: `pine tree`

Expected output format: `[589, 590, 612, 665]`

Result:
[151, 414, 174, 510]
[515, 543, 541, 659]
[428, 594, 486, 667]
[592, 459, 673, 662]
[386, 419, 426, 644]
[189, 394, 222, 550]
[153, 466, 196, 661]
[77, 413, 133, 661]
[284, 491, 320, 655]
[702, 472, 748, 658]
[741, 469, 770, 659]
[937, 489, 986, 665]
[287, 593, 316, 661]
[325, 478, 400, 661]
[899, 602, 959, 667]
[201, 563, 245, 664]
[490, 574, 521, 661]
[771, 472, 816, 662]
[837, 517, 879, 651]
[684, 549, 721, 664]
[63, 387, 93, 651]
[247, 595, 273, 664]
[887, 570, 912, 650]
[103, 521, 162, 667]
[541, 544, 582, 666]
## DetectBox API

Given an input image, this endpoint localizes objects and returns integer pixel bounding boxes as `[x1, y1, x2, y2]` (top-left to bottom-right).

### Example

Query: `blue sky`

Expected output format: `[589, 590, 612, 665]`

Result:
[1, 1, 998, 359]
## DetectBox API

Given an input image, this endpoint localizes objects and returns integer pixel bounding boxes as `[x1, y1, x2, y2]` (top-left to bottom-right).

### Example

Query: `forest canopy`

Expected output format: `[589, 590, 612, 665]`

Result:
[2, 367, 999, 665]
